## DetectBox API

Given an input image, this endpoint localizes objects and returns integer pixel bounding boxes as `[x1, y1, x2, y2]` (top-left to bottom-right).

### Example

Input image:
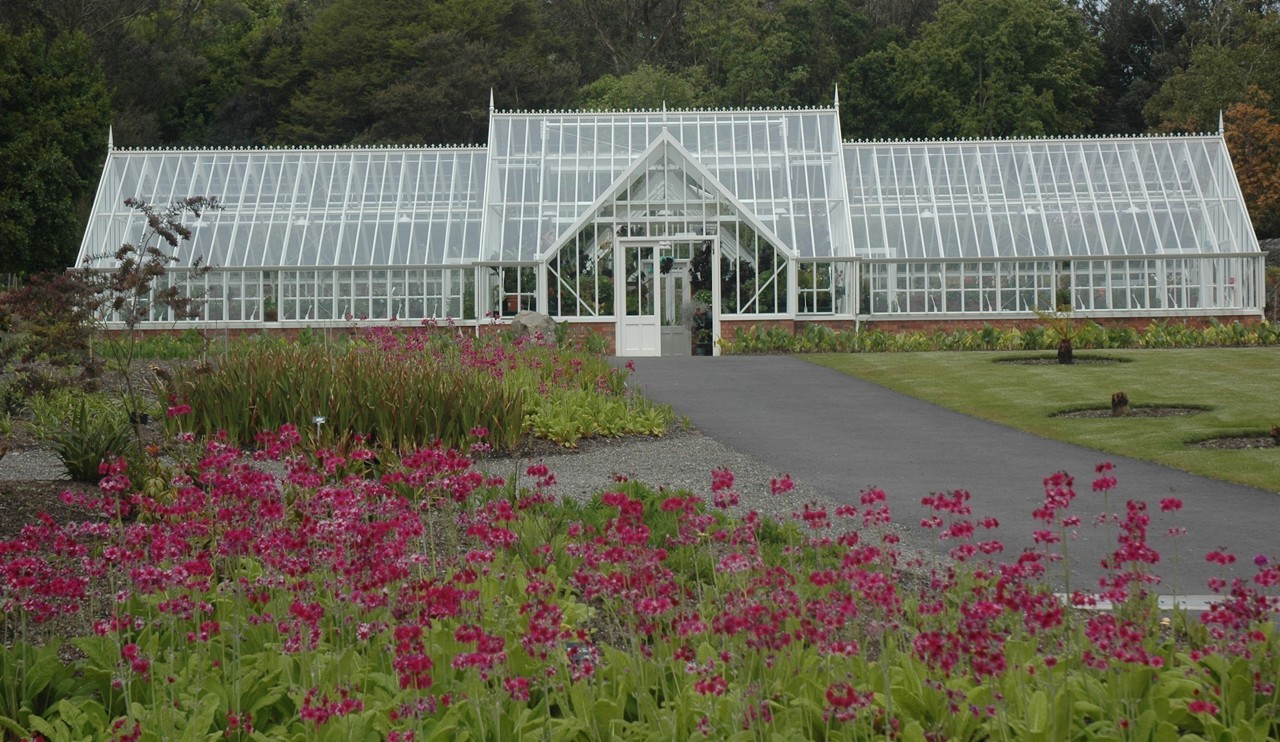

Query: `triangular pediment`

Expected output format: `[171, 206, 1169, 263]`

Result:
[543, 130, 794, 260]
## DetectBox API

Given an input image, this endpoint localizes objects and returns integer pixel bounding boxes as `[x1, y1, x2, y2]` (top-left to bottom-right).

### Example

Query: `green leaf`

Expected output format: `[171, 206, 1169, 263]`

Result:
[71, 635, 118, 673]
[0, 715, 31, 739]
[1027, 689, 1049, 735]
[1135, 709, 1159, 741]
[26, 715, 63, 739]
[593, 697, 622, 730]
[1153, 720, 1181, 742]
[900, 720, 928, 742]
[175, 693, 221, 741]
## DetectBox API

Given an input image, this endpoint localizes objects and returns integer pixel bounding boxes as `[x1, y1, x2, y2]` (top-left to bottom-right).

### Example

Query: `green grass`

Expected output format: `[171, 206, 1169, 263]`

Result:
[808, 348, 1280, 492]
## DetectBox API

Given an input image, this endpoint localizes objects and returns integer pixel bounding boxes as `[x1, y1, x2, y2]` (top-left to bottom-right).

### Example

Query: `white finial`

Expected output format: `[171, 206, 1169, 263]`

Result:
[489, 88, 495, 114]
[107, 125, 114, 152]
[1218, 109, 1224, 136]
[834, 83, 840, 110]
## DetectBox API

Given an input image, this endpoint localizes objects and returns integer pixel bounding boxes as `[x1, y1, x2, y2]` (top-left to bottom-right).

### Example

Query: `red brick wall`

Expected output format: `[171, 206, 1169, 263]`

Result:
[561, 322, 615, 354]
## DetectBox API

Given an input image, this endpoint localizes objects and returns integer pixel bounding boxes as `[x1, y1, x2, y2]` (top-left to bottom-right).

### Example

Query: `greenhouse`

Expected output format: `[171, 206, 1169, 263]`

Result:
[77, 101, 1264, 355]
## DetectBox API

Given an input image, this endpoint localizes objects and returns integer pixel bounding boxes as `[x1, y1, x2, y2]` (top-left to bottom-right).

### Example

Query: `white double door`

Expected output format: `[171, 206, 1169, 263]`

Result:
[615, 240, 699, 356]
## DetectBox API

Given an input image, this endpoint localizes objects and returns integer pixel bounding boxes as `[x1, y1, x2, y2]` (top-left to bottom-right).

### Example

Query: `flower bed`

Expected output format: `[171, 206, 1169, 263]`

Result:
[2, 432, 1277, 740]
[158, 327, 671, 451]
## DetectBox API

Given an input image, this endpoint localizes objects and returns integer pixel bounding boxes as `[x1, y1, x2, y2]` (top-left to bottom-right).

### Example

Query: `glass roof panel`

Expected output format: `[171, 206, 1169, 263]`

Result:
[842, 135, 1257, 260]
[79, 147, 488, 269]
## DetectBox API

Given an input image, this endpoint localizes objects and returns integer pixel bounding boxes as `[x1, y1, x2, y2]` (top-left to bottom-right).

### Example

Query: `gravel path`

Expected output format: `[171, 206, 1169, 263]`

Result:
[475, 430, 817, 521]
[0, 447, 66, 481]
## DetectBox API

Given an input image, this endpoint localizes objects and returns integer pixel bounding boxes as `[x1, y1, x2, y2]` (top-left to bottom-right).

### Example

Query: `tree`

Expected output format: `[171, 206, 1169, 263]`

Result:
[841, 34, 912, 139]
[859, 0, 942, 36]
[869, 0, 1101, 138]
[1225, 87, 1280, 239]
[1, 0, 280, 147]
[1143, 1, 1280, 132]
[204, 0, 315, 145]
[685, 0, 869, 108]
[0, 26, 111, 274]
[542, 0, 688, 79]
[576, 64, 709, 109]
[275, 0, 575, 145]
[1080, 0, 1196, 134]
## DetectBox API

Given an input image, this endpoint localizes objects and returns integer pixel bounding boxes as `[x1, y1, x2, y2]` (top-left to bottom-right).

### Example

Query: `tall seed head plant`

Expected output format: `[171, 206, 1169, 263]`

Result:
[80, 196, 220, 447]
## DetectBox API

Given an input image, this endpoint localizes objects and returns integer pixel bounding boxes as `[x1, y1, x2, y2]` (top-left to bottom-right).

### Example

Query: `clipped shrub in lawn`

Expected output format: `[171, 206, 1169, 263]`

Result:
[1, 428, 1276, 740]
[160, 326, 671, 452]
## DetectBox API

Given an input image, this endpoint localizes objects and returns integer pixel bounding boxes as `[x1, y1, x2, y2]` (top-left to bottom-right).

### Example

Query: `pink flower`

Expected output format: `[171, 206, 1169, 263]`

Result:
[1187, 699, 1219, 715]
[1159, 498, 1183, 512]
[504, 676, 530, 701]
[1206, 550, 1237, 566]
[710, 467, 735, 493]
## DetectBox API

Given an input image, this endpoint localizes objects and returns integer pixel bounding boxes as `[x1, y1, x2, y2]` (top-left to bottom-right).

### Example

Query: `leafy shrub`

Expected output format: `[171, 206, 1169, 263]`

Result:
[30, 390, 133, 482]
[721, 320, 1280, 354]
[0, 271, 97, 366]
[93, 329, 209, 361]
[526, 389, 672, 447]
[1019, 325, 1048, 350]
[0, 365, 72, 416]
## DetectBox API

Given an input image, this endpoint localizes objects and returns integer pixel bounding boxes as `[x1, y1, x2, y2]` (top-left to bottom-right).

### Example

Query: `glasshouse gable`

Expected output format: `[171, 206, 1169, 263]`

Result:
[78, 102, 1264, 355]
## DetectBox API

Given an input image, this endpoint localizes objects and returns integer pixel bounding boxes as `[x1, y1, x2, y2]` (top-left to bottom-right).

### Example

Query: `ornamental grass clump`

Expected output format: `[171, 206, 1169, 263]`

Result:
[160, 326, 665, 451]
[1, 427, 1277, 740]
[163, 340, 523, 450]
[29, 389, 137, 482]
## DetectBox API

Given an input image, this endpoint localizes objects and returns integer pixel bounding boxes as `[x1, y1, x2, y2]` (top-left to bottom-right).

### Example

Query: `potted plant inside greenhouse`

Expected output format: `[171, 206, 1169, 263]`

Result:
[689, 291, 713, 355]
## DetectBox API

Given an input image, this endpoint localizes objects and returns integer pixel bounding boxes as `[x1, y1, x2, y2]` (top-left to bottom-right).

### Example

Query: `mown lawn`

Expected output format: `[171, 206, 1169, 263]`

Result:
[808, 348, 1280, 492]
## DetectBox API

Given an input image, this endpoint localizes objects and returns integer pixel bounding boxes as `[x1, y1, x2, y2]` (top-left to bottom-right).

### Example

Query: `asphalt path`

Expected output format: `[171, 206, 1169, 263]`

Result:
[622, 355, 1279, 596]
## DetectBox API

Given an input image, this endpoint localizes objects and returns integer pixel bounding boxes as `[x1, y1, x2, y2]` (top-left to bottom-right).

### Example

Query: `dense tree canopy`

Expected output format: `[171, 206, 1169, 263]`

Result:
[274, 0, 577, 145]
[863, 0, 1100, 138]
[1225, 87, 1280, 239]
[543, 0, 689, 77]
[576, 64, 710, 110]
[0, 26, 110, 274]
[1081, 0, 1198, 133]
[1144, 0, 1280, 132]
[685, 0, 869, 108]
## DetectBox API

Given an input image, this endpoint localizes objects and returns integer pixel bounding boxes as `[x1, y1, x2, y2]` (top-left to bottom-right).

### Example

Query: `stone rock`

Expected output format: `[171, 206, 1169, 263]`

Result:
[510, 310, 558, 342]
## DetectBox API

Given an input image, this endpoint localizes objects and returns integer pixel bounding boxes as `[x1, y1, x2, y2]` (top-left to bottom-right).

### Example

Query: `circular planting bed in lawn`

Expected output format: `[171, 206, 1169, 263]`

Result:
[995, 354, 1131, 366]
[1187, 435, 1277, 450]
[1051, 405, 1208, 419]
